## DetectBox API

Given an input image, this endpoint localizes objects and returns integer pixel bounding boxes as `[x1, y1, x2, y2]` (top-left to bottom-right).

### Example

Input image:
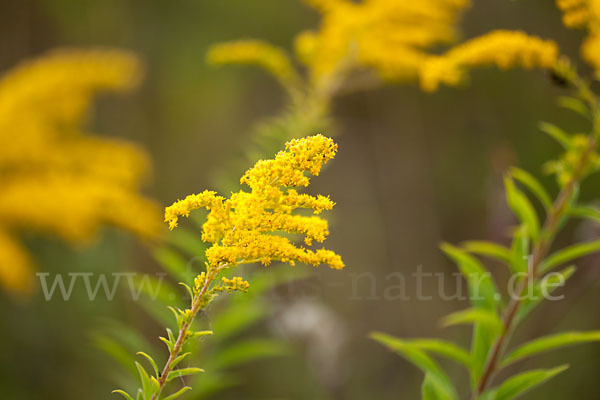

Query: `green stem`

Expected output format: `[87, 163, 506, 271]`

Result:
[474, 136, 597, 398]
[150, 266, 217, 400]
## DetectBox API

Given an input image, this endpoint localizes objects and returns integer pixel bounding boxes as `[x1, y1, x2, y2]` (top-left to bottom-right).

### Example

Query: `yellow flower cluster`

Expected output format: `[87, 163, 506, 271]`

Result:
[0, 49, 161, 295]
[207, 0, 470, 91]
[557, 0, 600, 73]
[419, 30, 559, 92]
[544, 134, 600, 185]
[298, 0, 470, 81]
[215, 276, 251, 293]
[165, 134, 344, 270]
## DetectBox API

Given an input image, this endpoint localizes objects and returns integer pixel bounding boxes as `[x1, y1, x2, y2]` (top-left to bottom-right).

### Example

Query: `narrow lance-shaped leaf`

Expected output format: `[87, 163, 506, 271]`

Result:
[405, 339, 472, 369]
[509, 167, 553, 212]
[505, 176, 540, 242]
[112, 390, 135, 400]
[510, 225, 529, 274]
[501, 331, 600, 368]
[517, 266, 575, 323]
[494, 365, 568, 400]
[539, 121, 572, 148]
[441, 244, 500, 387]
[442, 308, 503, 337]
[370, 332, 458, 400]
[422, 372, 455, 400]
[166, 367, 205, 382]
[162, 386, 192, 400]
[557, 96, 591, 118]
[441, 244, 499, 310]
[539, 239, 600, 273]
[462, 240, 515, 268]
[567, 204, 600, 223]
[136, 352, 159, 377]
[135, 362, 153, 399]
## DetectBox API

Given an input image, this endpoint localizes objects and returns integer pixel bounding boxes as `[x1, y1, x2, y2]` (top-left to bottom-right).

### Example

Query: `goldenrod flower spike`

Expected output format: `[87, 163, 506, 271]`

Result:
[419, 30, 559, 92]
[165, 134, 343, 270]
[0, 49, 161, 295]
[135, 135, 344, 400]
[296, 0, 471, 82]
[556, 0, 600, 74]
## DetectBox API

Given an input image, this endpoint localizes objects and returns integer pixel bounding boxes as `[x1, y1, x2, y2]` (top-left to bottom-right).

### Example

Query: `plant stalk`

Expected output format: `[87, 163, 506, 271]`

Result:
[473, 137, 597, 398]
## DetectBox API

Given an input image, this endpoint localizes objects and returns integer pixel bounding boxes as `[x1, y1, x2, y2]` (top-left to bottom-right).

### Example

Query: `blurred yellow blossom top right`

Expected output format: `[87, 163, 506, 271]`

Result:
[557, 0, 600, 73]
[206, 0, 583, 95]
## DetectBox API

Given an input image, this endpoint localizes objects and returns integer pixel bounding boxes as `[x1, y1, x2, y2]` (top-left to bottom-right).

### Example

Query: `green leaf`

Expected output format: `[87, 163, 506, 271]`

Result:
[501, 331, 600, 368]
[441, 244, 499, 310]
[422, 372, 455, 400]
[517, 266, 575, 322]
[441, 244, 500, 388]
[478, 390, 498, 400]
[510, 226, 529, 274]
[540, 239, 600, 273]
[166, 367, 205, 382]
[505, 176, 540, 242]
[442, 308, 503, 336]
[135, 362, 153, 399]
[371, 332, 458, 400]
[567, 205, 600, 223]
[189, 330, 213, 338]
[112, 390, 135, 400]
[539, 121, 572, 148]
[211, 339, 288, 369]
[136, 352, 159, 377]
[150, 376, 160, 393]
[159, 336, 174, 353]
[494, 365, 568, 400]
[557, 96, 590, 118]
[509, 167, 553, 212]
[407, 339, 471, 369]
[462, 241, 515, 267]
[162, 387, 192, 400]
[171, 352, 192, 369]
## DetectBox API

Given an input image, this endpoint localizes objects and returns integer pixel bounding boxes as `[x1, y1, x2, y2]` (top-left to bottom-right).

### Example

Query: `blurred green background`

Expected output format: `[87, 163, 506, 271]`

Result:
[1, 0, 600, 399]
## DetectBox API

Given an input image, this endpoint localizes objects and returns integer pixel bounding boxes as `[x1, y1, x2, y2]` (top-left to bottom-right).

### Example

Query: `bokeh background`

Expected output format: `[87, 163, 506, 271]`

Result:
[1, 0, 600, 399]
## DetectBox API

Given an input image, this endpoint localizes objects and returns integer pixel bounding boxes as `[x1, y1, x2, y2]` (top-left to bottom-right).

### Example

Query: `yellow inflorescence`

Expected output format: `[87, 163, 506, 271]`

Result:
[557, 0, 600, 73]
[297, 0, 471, 81]
[419, 30, 559, 92]
[165, 134, 344, 270]
[207, 0, 470, 90]
[216, 276, 251, 293]
[0, 49, 161, 295]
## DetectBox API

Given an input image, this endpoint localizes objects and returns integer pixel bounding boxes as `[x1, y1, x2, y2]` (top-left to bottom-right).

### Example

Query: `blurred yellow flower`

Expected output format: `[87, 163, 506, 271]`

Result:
[165, 134, 343, 270]
[207, 0, 562, 97]
[0, 49, 161, 296]
[298, 0, 471, 82]
[557, 0, 600, 73]
[207, 0, 470, 94]
[419, 30, 559, 92]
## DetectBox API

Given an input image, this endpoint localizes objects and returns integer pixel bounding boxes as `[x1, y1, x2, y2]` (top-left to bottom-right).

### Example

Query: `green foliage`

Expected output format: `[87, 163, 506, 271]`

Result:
[489, 365, 568, 400]
[371, 332, 459, 400]
[96, 228, 302, 400]
[501, 331, 600, 368]
[372, 61, 600, 398]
